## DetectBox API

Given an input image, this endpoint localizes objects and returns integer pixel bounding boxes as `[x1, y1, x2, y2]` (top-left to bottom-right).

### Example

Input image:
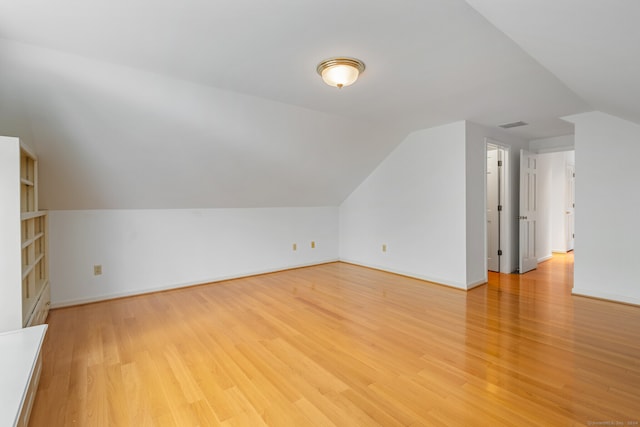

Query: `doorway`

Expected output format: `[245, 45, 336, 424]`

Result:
[486, 141, 509, 273]
[483, 140, 575, 280]
[520, 149, 575, 274]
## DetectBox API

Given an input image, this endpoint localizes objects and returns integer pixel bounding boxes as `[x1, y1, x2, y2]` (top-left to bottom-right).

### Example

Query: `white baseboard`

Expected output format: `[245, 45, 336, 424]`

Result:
[338, 258, 480, 290]
[572, 288, 640, 306]
[51, 259, 339, 308]
[538, 254, 553, 263]
[466, 278, 487, 290]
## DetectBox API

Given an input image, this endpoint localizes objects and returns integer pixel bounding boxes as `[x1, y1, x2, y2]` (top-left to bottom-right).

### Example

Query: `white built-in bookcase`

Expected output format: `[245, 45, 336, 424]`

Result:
[0, 136, 50, 333]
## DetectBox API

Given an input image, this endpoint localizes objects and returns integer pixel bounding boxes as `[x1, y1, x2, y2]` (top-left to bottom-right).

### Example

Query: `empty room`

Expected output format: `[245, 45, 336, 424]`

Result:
[1, 1, 639, 426]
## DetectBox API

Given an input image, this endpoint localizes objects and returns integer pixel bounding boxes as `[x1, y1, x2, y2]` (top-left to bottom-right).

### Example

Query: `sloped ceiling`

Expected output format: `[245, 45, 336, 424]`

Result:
[465, 0, 640, 126]
[0, 0, 594, 209]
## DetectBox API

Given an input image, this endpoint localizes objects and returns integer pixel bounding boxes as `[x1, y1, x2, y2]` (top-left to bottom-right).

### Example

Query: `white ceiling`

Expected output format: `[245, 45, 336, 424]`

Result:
[0, 0, 634, 209]
[466, 0, 640, 126]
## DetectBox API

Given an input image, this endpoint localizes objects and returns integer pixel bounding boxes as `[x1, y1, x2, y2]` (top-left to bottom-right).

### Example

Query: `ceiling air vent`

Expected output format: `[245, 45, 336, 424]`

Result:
[499, 121, 528, 129]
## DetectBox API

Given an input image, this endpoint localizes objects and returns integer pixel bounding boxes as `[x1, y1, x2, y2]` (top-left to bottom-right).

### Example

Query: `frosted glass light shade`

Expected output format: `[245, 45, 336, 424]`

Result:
[316, 57, 365, 88]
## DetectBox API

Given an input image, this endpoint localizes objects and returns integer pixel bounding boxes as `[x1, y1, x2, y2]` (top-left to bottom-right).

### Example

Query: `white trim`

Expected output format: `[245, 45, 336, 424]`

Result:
[572, 288, 640, 307]
[483, 142, 489, 275]
[531, 145, 575, 154]
[466, 278, 487, 289]
[51, 259, 339, 308]
[339, 258, 474, 290]
[538, 254, 553, 263]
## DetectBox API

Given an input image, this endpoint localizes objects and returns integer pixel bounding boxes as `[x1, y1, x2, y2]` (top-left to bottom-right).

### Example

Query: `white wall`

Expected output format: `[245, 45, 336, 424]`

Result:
[339, 120, 527, 289]
[339, 122, 470, 288]
[465, 123, 487, 284]
[0, 137, 23, 332]
[564, 111, 640, 305]
[49, 207, 338, 307]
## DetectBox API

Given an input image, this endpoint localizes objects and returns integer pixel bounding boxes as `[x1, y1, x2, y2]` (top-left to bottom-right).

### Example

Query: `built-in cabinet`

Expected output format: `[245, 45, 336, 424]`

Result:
[0, 136, 50, 333]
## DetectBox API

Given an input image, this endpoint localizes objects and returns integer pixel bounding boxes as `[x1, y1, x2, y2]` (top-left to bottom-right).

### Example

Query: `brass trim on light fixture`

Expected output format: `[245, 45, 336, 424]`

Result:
[316, 57, 366, 88]
[316, 57, 366, 76]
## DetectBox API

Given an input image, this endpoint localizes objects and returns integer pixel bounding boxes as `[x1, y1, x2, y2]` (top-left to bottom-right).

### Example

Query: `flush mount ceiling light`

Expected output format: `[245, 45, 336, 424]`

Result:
[316, 57, 365, 88]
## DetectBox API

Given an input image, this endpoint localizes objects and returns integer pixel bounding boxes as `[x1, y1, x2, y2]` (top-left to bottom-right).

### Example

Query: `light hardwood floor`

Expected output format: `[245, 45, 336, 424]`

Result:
[30, 253, 640, 426]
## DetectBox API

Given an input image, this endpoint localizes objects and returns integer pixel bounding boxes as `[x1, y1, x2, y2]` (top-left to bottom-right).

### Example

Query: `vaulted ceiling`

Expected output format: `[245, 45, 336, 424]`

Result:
[0, 0, 636, 209]
[466, 0, 640, 127]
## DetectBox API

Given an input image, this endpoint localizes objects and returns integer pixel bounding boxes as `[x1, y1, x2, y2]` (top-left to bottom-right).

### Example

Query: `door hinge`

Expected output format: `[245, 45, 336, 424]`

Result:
[497, 205, 502, 211]
[573, 172, 575, 178]
[498, 160, 503, 167]
[498, 249, 503, 256]
[573, 233, 575, 238]
[573, 203, 575, 208]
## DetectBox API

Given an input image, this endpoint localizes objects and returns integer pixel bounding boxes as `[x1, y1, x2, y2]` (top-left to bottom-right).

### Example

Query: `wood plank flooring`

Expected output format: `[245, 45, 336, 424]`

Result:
[30, 254, 640, 426]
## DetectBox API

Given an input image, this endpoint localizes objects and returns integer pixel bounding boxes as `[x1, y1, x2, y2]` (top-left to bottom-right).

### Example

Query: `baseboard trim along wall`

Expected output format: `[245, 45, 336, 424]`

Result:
[572, 288, 640, 307]
[51, 259, 339, 308]
[49, 207, 340, 307]
[466, 278, 487, 290]
[339, 259, 481, 291]
[538, 254, 553, 263]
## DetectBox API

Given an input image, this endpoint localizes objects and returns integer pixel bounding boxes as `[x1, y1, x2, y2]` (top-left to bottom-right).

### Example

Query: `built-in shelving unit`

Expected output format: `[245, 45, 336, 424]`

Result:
[0, 136, 50, 333]
[19, 142, 50, 328]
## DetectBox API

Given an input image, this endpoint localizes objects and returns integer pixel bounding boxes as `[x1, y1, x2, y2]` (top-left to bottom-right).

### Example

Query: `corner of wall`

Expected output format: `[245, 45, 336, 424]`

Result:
[564, 110, 640, 305]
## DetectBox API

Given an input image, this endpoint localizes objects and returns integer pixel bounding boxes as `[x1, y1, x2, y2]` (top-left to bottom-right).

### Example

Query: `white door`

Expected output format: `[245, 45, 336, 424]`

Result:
[519, 149, 538, 273]
[487, 147, 499, 272]
[565, 164, 575, 251]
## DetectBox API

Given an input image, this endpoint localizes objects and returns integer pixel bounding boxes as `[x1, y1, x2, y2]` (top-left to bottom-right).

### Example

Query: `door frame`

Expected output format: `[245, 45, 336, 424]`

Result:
[484, 138, 512, 274]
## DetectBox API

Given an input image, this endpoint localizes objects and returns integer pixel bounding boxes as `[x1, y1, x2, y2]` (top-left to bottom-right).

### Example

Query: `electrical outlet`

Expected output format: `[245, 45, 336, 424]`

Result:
[94, 265, 102, 275]
[311, 241, 316, 249]
[293, 243, 297, 251]
[382, 244, 387, 252]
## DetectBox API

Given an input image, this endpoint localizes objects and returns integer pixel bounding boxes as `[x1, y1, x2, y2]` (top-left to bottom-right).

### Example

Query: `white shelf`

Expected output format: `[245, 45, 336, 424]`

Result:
[1, 137, 49, 334]
[21, 254, 45, 281]
[22, 280, 49, 327]
[20, 212, 47, 221]
[21, 232, 44, 250]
